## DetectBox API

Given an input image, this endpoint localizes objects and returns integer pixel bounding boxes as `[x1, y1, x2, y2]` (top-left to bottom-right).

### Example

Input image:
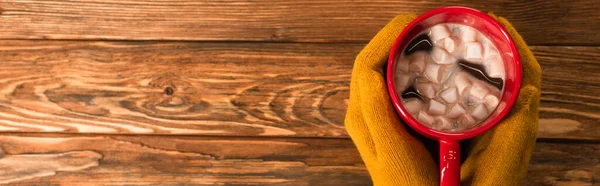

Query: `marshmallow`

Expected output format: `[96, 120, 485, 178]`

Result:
[457, 115, 476, 128]
[435, 37, 461, 54]
[428, 99, 446, 116]
[415, 82, 436, 99]
[404, 99, 423, 115]
[395, 74, 411, 92]
[453, 72, 472, 95]
[433, 117, 453, 130]
[431, 47, 456, 65]
[396, 57, 410, 72]
[469, 83, 489, 101]
[484, 42, 499, 59]
[461, 27, 478, 42]
[470, 104, 489, 120]
[424, 63, 451, 84]
[440, 87, 458, 104]
[447, 104, 467, 118]
[408, 52, 427, 73]
[483, 94, 500, 112]
[429, 25, 451, 41]
[464, 42, 484, 63]
[417, 111, 435, 125]
[439, 68, 451, 84]
[485, 55, 505, 79]
[424, 63, 442, 83]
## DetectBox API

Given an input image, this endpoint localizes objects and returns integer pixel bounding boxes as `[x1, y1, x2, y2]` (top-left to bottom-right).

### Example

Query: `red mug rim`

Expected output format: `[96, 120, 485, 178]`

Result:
[386, 6, 522, 140]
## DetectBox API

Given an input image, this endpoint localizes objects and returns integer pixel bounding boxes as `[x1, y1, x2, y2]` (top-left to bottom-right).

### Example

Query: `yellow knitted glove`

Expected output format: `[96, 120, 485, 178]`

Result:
[345, 13, 541, 186]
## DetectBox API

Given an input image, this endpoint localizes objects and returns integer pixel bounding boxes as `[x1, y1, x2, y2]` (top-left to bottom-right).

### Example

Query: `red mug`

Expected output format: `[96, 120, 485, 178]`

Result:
[386, 7, 522, 186]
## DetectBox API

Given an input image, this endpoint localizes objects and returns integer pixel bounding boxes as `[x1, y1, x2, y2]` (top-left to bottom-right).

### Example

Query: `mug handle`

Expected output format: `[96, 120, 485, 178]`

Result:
[440, 140, 460, 186]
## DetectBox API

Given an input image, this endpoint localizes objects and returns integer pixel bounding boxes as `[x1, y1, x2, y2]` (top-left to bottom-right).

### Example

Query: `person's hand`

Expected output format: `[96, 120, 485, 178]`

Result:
[344, 13, 541, 185]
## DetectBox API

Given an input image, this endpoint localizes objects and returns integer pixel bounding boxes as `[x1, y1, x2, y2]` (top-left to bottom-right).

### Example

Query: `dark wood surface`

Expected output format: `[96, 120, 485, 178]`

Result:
[0, 0, 596, 45]
[0, 0, 598, 185]
[0, 134, 598, 185]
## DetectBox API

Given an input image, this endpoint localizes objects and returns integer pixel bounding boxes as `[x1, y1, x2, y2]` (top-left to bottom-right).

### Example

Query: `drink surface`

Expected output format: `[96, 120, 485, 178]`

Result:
[394, 23, 506, 132]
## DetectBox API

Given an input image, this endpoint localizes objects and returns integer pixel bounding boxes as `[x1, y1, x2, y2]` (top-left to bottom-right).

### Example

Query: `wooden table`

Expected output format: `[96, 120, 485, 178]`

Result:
[0, 1, 598, 185]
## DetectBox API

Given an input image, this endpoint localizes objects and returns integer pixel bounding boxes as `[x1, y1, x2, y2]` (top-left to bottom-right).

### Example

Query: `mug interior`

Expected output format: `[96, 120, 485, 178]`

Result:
[388, 7, 521, 140]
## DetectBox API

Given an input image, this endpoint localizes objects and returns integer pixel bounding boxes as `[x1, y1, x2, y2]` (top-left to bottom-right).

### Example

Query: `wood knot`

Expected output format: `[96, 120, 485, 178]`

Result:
[129, 73, 210, 116]
[164, 87, 174, 95]
[147, 73, 196, 95]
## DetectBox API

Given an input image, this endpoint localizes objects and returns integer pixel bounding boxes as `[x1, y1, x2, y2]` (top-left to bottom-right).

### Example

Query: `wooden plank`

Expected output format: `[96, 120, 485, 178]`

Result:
[0, 40, 597, 140]
[0, 134, 370, 185]
[0, 0, 598, 45]
[534, 46, 600, 140]
[527, 141, 599, 186]
[0, 134, 597, 185]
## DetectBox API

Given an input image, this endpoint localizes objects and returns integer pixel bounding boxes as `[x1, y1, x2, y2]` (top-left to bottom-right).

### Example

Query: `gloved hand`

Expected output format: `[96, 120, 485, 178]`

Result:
[344, 13, 542, 186]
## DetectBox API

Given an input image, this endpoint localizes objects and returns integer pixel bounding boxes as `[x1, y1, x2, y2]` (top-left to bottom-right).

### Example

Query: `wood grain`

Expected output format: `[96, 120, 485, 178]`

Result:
[0, 134, 597, 185]
[0, 134, 370, 186]
[534, 46, 600, 140]
[0, 0, 598, 45]
[528, 141, 600, 186]
[0, 40, 597, 140]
